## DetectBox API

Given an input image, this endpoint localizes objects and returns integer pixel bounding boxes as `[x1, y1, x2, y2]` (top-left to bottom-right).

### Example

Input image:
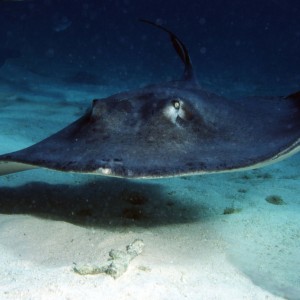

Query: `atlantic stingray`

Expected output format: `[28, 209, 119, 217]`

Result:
[0, 20, 299, 179]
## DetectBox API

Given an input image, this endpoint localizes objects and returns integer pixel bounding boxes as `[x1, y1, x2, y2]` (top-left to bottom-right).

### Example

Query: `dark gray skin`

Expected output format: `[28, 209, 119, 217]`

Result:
[0, 20, 299, 178]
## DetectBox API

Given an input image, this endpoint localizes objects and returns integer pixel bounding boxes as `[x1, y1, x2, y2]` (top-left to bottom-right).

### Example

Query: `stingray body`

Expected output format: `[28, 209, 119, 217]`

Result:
[0, 20, 299, 178]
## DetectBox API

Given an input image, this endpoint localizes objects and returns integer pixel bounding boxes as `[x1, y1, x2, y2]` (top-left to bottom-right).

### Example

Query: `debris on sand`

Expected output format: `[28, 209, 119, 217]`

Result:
[73, 239, 145, 279]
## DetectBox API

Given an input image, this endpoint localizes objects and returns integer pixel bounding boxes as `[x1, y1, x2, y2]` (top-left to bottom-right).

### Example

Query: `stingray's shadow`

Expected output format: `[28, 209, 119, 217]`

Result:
[0, 177, 208, 228]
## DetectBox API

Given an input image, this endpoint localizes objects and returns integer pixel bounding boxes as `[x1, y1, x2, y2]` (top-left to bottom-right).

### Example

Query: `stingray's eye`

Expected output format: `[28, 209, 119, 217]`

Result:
[172, 99, 181, 110]
[163, 99, 186, 125]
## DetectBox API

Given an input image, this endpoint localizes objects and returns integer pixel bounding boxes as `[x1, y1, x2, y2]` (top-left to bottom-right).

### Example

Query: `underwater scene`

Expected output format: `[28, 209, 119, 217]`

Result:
[0, 0, 299, 299]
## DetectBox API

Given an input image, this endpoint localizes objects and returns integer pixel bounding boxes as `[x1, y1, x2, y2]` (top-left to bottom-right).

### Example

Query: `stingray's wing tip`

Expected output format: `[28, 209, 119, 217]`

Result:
[0, 160, 37, 176]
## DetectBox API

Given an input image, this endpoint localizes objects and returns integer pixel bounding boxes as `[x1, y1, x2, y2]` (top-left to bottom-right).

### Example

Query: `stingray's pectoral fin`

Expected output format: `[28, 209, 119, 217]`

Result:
[0, 161, 37, 176]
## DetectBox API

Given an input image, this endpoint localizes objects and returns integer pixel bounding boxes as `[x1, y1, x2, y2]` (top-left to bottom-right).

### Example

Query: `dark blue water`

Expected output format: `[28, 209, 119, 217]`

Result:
[0, 0, 299, 95]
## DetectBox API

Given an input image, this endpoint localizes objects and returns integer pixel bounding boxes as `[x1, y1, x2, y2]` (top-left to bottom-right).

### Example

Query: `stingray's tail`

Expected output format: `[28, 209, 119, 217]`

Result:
[285, 90, 300, 115]
[286, 90, 300, 101]
[139, 19, 197, 83]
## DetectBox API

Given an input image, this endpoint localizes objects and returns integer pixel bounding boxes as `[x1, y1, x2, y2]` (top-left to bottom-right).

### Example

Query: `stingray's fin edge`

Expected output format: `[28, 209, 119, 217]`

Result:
[0, 161, 37, 176]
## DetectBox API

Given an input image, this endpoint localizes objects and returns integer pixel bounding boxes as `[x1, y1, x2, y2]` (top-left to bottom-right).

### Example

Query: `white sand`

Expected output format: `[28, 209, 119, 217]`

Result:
[0, 63, 299, 300]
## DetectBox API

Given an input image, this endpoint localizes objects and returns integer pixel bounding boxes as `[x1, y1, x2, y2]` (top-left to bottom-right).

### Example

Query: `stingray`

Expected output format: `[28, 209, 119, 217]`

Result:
[0, 20, 299, 179]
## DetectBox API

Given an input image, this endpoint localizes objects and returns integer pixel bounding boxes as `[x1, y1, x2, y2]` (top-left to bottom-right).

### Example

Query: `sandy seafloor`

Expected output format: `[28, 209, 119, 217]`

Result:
[0, 61, 299, 300]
